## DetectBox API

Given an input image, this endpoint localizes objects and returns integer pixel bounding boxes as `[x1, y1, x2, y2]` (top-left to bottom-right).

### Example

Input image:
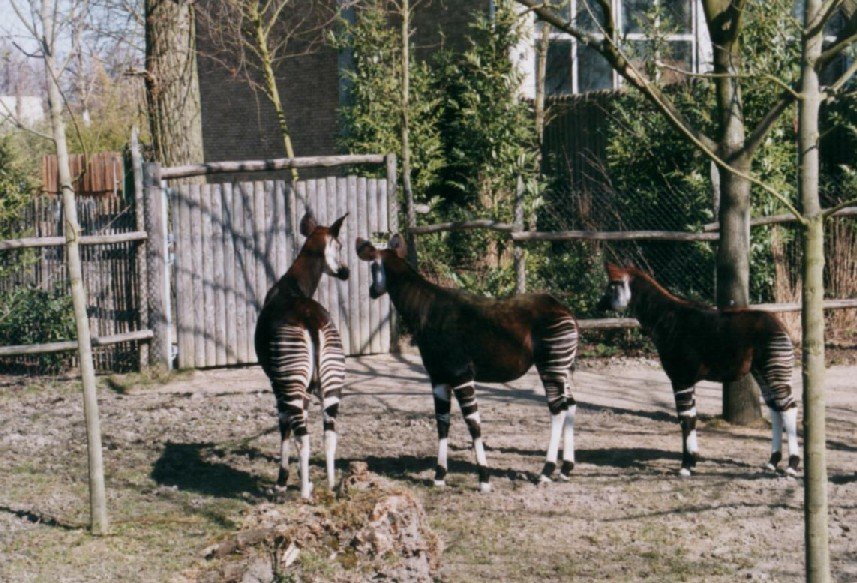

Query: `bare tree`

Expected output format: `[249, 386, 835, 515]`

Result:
[7, 0, 109, 535]
[198, 0, 347, 182]
[518, 0, 857, 426]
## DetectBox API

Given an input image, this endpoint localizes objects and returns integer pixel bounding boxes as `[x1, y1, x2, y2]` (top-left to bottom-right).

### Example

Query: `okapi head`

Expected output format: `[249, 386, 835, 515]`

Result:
[597, 263, 633, 312]
[354, 234, 408, 298]
[300, 209, 350, 280]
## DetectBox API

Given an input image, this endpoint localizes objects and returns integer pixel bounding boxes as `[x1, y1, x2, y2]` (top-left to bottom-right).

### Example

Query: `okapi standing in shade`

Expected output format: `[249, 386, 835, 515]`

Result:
[356, 235, 580, 491]
[597, 263, 800, 477]
[255, 211, 350, 499]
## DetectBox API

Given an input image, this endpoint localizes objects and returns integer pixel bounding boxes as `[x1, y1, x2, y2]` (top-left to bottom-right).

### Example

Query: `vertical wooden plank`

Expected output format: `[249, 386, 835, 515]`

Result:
[190, 183, 205, 368]
[347, 175, 359, 355]
[222, 183, 238, 364]
[173, 186, 190, 367]
[356, 177, 369, 354]
[202, 184, 216, 366]
[325, 176, 339, 336]
[251, 181, 269, 362]
[378, 179, 391, 353]
[234, 182, 249, 364]
[275, 180, 289, 276]
[262, 180, 276, 289]
[315, 178, 328, 310]
[336, 176, 350, 355]
[144, 171, 170, 368]
[243, 181, 257, 363]
[211, 184, 227, 367]
[367, 178, 381, 354]
[294, 181, 308, 258]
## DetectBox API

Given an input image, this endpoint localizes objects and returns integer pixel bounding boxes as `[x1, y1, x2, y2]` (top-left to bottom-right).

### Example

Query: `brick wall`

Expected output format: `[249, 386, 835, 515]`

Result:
[195, 0, 489, 168]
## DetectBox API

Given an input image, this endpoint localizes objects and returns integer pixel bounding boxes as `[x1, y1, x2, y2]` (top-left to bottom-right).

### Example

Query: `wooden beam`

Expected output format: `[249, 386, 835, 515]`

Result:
[575, 299, 857, 331]
[703, 206, 857, 232]
[0, 231, 148, 250]
[411, 220, 517, 234]
[0, 330, 153, 357]
[513, 230, 719, 242]
[159, 154, 386, 180]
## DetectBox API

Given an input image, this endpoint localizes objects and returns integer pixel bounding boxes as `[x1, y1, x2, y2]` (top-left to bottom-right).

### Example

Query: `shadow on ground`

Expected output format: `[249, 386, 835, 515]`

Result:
[151, 442, 266, 499]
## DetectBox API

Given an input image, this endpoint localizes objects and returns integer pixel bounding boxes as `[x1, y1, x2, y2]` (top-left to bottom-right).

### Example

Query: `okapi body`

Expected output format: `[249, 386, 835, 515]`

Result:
[255, 211, 349, 499]
[598, 264, 799, 476]
[357, 235, 580, 491]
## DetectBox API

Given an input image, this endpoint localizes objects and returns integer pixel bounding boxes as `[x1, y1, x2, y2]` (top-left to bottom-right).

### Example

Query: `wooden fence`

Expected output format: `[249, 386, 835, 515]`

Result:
[41, 152, 124, 198]
[0, 196, 146, 371]
[144, 154, 398, 369]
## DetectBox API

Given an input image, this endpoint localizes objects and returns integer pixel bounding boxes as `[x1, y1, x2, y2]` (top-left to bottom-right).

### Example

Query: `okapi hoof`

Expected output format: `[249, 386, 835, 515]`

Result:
[559, 460, 575, 481]
[539, 461, 556, 484]
[786, 455, 800, 477]
[300, 482, 314, 500]
[679, 467, 692, 477]
[478, 482, 493, 493]
[434, 465, 447, 488]
[277, 467, 289, 487]
[766, 451, 783, 472]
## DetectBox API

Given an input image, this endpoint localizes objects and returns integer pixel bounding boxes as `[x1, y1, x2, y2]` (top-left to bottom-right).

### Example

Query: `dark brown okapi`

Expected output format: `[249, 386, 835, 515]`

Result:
[356, 234, 580, 491]
[597, 263, 799, 476]
[255, 210, 349, 499]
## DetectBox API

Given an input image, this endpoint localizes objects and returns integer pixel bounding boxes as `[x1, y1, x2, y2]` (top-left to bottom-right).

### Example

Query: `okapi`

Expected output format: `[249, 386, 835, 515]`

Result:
[356, 234, 579, 491]
[597, 263, 799, 477]
[255, 210, 349, 499]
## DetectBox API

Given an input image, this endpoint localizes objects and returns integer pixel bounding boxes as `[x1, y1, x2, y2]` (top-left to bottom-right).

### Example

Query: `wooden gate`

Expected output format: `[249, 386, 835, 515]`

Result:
[169, 171, 396, 368]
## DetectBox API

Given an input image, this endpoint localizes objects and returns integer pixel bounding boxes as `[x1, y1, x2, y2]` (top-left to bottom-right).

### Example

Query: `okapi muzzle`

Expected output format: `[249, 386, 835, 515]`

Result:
[356, 235, 405, 298]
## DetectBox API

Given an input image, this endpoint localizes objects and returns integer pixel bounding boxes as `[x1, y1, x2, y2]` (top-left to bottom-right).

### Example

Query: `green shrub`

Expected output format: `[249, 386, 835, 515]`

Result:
[0, 286, 76, 373]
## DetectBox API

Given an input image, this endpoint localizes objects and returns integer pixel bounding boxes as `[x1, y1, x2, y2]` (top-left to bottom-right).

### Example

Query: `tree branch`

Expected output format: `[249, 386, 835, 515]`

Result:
[823, 199, 857, 219]
[742, 91, 796, 157]
[816, 10, 857, 70]
[517, 0, 806, 223]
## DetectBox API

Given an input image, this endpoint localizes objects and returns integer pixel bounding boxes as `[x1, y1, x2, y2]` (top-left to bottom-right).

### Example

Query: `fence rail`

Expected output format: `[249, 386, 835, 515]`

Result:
[0, 231, 147, 251]
[159, 154, 387, 180]
[0, 330, 153, 357]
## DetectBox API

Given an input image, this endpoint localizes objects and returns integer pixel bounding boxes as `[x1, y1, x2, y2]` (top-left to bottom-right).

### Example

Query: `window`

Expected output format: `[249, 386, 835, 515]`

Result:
[539, 0, 701, 95]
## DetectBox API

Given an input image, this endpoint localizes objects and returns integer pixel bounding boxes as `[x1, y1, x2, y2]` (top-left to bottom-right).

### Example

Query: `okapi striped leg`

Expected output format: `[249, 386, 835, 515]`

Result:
[560, 401, 577, 480]
[673, 384, 699, 476]
[536, 318, 578, 483]
[275, 408, 292, 490]
[432, 384, 452, 487]
[319, 322, 345, 490]
[752, 333, 799, 475]
[453, 380, 491, 493]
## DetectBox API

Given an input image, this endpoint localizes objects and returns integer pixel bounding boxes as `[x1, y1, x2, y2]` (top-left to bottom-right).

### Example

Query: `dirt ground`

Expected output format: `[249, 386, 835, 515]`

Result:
[1, 354, 856, 582]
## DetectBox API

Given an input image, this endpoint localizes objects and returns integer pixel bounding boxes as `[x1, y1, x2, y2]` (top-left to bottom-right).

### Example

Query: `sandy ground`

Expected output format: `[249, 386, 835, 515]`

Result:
[1, 354, 856, 582]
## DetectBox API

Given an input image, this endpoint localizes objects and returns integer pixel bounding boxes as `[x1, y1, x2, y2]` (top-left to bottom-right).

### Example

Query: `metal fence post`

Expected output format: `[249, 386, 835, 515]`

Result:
[143, 162, 170, 367]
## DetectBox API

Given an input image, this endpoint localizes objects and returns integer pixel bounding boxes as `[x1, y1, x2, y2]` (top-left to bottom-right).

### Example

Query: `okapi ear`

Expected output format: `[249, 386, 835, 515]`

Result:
[329, 213, 348, 238]
[605, 262, 626, 281]
[299, 209, 318, 237]
[355, 237, 377, 261]
[388, 233, 407, 259]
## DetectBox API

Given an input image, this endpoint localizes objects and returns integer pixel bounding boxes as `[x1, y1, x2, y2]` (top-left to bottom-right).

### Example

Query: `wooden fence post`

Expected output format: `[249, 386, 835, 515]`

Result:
[514, 175, 526, 294]
[385, 153, 400, 351]
[131, 128, 149, 369]
[143, 162, 171, 368]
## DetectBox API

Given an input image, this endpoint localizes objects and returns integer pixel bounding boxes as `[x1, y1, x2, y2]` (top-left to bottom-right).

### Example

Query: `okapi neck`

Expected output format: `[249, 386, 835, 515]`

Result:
[629, 274, 680, 329]
[281, 251, 325, 298]
[385, 262, 438, 333]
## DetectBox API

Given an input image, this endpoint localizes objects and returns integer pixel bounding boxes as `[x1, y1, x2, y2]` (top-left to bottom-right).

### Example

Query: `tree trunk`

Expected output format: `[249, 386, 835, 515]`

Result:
[799, 1, 830, 579]
[706, 1, 762, 424]
[42, 0, 108, 535]
[718, 162, 762, 423]
[144, 0, 205, 170]
[401, 0, 417, 268]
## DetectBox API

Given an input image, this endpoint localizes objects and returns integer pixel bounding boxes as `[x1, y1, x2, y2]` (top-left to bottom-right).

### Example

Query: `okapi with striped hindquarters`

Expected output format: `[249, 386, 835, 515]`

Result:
[255, 210, 349, 499]
[597, 263, 799, 477]
[356, 234, 580, 492]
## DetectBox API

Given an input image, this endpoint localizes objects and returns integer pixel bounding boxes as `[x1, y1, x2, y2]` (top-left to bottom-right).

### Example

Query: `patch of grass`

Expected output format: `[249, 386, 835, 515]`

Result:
[103, 366, 192, 394]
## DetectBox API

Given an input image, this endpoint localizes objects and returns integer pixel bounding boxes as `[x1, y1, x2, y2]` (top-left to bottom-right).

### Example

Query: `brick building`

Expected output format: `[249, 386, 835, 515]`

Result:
[195, 0, 490, 165]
